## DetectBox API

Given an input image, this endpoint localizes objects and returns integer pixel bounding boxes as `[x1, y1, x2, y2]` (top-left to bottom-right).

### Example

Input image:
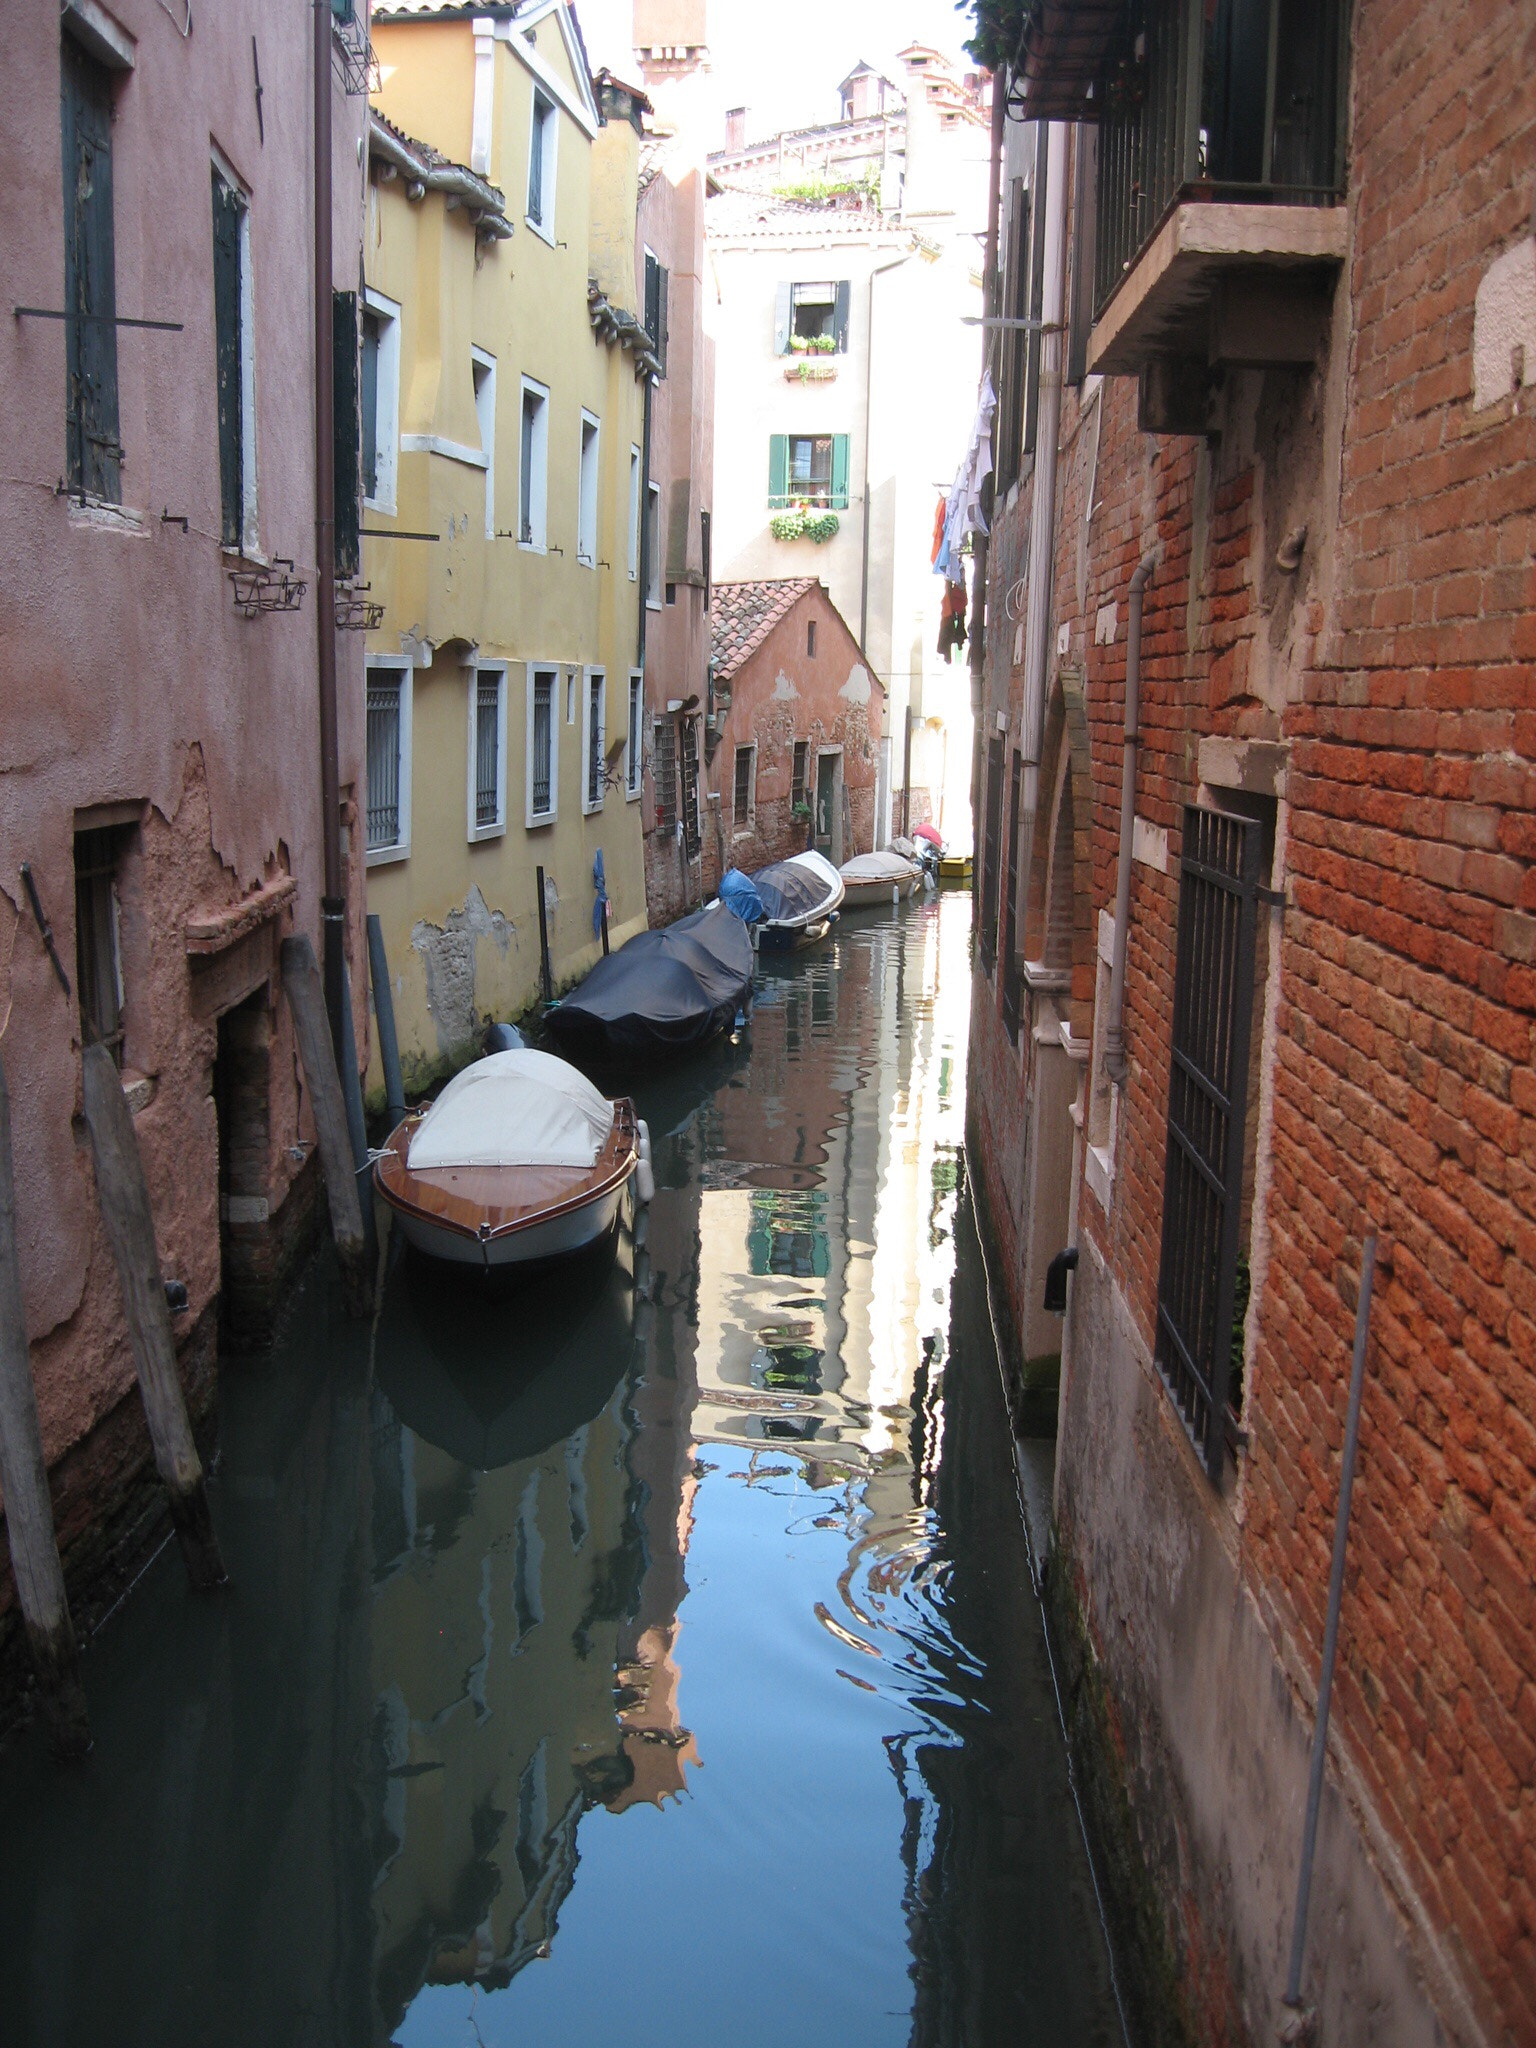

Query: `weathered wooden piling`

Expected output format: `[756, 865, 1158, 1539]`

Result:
[279, 935, 373, 1316]
[535, 865, 554, 1002]
[366, 913, 407, 1126]
[80, 1043, 227, 1593]
[0, 1054, 91, 1757]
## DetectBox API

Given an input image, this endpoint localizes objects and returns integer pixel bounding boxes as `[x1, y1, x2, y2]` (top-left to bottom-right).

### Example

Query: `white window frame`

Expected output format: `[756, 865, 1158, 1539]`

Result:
[364, 657, 412, 868]
[627, 445, 641, 579]
[212, 149, 259, 556]
[626, 670, 643, 800]
[645, 480, 662, 610]
[518, 375, 549, 552]
[525, 661, 560, 827]
[576, 409, 600, 568]
[467, 662, 508, 842]
[582, 666, 606, 816]
[362, 285, 401, 517]
[527, 88, 558, 243]
[732, 741, 757, 835]
[471, 346, 496, 541]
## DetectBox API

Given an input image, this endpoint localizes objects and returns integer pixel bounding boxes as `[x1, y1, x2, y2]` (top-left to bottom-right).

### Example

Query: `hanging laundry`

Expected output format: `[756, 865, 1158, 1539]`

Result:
[938, 575, 968, 662]
[935, 369, 996, 580]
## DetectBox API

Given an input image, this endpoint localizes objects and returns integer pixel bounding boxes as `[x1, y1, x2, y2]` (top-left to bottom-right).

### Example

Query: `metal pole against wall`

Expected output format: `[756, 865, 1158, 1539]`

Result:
[1282, 1233, 1378, 2033]
[535, 866, 553, 1003]
[313, 0, 346, 1065]
[366, 913, 407, 1126]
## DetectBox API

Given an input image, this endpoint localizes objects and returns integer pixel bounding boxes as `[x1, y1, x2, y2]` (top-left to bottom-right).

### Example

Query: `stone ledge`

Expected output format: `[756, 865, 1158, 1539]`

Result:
[184, 875, 296, 956]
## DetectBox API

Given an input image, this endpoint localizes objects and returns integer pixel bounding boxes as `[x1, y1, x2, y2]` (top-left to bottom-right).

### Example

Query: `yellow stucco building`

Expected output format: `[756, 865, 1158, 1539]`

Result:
[362, 2, 655, 1100]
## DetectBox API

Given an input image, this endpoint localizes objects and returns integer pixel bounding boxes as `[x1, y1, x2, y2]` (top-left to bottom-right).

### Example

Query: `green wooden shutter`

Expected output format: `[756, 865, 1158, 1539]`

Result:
[833, 280, 851, 353]
[332, 291, 361, 579]
[212, 173, 244, 546]
[62, 39, 120, 502]
[768, 433, 789, 508]
[772, 282, 792, 356]
[829, 433, 850, 510]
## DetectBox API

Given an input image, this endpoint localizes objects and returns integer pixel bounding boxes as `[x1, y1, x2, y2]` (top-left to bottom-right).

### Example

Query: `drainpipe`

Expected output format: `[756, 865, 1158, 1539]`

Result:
[968, 80, 1006, 885]
[1016, 122, 1069, 862]
[1103, 550, 1159, 1085]
[313, 0, 346, 1064]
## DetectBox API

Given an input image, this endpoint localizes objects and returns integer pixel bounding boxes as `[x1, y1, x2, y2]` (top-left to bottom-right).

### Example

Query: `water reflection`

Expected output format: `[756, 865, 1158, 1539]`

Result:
[0, 894, 1120, 2048]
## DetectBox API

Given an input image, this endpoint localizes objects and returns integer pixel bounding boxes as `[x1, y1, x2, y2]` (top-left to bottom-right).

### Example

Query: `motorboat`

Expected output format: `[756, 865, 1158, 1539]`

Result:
[838, 848, 924, 910]
[544, 901, 754, 1062]
[719, 849, 845, 952]
[375, 1048, 652, 1270]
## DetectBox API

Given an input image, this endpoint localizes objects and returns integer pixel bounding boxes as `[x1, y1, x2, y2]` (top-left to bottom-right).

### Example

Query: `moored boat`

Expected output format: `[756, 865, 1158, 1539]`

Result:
[719, 849, 845, 951]
[544, 901, 754, 1062]
[375, 1048, 650, 1269]
[838, 848, 924, 910]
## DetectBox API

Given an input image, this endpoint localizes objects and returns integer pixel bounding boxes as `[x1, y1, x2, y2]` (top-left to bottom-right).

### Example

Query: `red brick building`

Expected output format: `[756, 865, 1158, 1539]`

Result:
[706, 577, 884, 882]
[964, 2, 1535, 2043]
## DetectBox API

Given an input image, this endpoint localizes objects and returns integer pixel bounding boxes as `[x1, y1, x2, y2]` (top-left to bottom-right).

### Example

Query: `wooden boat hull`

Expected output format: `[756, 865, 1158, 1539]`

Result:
[375, 1096, 641, 1271]
[840, 875, 920, 911]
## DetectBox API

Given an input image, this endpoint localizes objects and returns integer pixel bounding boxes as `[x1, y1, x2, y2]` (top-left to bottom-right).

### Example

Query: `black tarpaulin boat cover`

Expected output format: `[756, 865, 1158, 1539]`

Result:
[546, 901, 755, 1055]
[751, 855, 839, 926]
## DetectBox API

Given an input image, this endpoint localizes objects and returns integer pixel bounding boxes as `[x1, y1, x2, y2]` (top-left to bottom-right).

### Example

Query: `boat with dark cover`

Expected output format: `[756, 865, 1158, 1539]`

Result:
[544, 901, 755, 1060]
[720, 849, 845, 952]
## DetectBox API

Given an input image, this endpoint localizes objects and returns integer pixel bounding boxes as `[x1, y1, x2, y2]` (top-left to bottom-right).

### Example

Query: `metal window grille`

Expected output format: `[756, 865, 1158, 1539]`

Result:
[791, 740, 809, 812]
[653, 717, 678, 831]
[528, 96, 549, 223]
[73, 826, 127, 1060]
[627, 677, 642, 795]
[979, 737, 1003, 975]
[1001, 752, 1023, 1040]
[734, 746, 754, 827]
[680, 719, 701, 857]
[475, 673, 500, 827]
[532, 675, 553, 815]
[366, 673, 403, 849]
[587, 677, 604, 808]
[1153, 804, 1265, 1480]
[1095, 0, 1345, 322]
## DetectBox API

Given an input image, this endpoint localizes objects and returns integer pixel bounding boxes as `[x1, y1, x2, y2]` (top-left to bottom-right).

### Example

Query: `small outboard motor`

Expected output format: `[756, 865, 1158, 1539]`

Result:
[483, 1020, 525, 1055]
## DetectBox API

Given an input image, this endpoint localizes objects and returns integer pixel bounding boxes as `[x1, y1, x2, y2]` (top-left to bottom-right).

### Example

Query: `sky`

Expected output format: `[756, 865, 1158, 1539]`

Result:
[575, 0, 978, 143]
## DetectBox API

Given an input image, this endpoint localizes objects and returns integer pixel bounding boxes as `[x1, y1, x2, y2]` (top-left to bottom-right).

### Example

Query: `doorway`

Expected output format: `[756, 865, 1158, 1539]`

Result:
[814, 751, 842, 865]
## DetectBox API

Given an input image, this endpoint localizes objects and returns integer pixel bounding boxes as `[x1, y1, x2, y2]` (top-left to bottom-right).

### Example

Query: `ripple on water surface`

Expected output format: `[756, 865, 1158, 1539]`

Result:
[0, 895, 1120, 2048]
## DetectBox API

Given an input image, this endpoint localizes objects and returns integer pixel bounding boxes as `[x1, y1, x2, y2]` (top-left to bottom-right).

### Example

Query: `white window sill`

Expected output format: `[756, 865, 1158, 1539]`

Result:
[582, 798, 605, 818]
[646, 597, 663, 612]
[468, 822, 506, 844]
[221, 542, 270, 569]
[626, 785, 642, 804]
[525, 215, 557, 247]
[1085, 1142, 1114, 1213]
[526, 809, 557, 829]
[399, 433, 487, 471]
[69, 496, 146, 535]
[519, 539, 547, 556]
[366, 842, 410, 869]
[363, 493, 398, 519]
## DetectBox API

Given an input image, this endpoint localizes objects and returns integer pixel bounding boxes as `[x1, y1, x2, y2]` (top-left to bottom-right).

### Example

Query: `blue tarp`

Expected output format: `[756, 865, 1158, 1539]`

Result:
[719, 869, 766, 924]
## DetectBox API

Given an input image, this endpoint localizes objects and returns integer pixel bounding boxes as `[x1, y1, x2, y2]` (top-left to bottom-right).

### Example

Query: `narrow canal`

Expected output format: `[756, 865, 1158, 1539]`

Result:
[0, 892, 1122, 2048]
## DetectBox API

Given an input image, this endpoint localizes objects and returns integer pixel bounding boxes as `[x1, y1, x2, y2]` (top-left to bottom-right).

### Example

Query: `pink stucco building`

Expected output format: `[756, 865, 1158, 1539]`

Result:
[0, 0, 368, 1683]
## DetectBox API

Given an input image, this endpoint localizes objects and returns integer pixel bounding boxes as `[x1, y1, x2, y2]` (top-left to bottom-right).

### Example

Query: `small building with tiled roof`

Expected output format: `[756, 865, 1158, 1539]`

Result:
[701, 579, 884, 880]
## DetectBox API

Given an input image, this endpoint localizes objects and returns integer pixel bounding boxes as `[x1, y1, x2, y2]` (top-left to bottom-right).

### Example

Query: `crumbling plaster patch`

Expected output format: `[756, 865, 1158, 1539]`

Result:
[1472, 236, 1536, 413]
[411, 885, 517, 1063]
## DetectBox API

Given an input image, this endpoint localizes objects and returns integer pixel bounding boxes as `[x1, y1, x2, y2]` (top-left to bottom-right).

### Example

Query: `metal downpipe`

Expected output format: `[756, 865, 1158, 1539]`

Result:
[1103, 551, 1159, 1085]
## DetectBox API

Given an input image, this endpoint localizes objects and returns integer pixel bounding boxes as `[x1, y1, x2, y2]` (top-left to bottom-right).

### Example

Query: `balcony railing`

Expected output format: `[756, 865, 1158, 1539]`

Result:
[1094, 0, 1346, 320]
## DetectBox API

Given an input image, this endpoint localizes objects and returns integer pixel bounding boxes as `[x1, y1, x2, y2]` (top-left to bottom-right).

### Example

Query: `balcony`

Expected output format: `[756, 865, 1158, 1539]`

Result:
[1028, 0, 1349, 389]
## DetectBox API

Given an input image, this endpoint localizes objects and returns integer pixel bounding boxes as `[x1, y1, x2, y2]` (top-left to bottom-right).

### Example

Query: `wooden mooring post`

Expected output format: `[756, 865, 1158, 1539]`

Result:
[80, 1044, 227, 1593]
[535, 866, 554, 1003]
[280, 935, 373, 1316]
[366, 913, 407, 1126]
[0, 1054, 91, 1756]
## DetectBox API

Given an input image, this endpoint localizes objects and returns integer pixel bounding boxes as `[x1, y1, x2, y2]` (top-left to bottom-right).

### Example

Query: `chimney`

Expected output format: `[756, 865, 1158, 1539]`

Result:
[724, 106, 746, 150]
[634, 0, 712, 131]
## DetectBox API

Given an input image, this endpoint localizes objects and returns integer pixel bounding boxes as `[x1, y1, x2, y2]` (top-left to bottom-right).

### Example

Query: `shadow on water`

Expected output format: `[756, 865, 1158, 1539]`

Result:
[0, 893, 1122, 2048]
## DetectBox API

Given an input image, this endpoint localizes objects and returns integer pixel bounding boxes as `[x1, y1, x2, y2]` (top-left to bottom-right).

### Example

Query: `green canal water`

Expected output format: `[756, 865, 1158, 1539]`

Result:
[0, 891, 1122, 2048]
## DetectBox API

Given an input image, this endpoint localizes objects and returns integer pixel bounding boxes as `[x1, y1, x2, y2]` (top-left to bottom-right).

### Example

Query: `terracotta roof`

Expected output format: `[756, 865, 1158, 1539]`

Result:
[711, 579, 819, 681]
[705, 183, 880, 237]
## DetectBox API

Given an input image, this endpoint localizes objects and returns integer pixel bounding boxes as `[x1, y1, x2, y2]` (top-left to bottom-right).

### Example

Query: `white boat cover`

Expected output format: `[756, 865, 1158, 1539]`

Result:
[407, 1049, 615, 1171]
[840, 851, 921, 886]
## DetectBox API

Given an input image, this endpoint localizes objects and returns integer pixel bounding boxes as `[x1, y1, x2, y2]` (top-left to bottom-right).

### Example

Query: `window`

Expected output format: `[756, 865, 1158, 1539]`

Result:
[519, 378, 549, 550]
[61, 36, 120, 502]
[583, 670, 606, 813]
[527, 90, 557, 238]
[807, 618, 817, 657]
[526, 664, 558, 825]
[365, 665, 411, 863]
[665, 582, 676, 606]
[995, 178, 1031, 497]
[1001, 752, 1023, 1040]
[577, 411, 600, 566]
[768, 433, 850, 510]
[472, 348, 496, 540]
[644, 249, 669, 377]
[733, 744, 756, 830]
[334, 291, 362, 577]
[626, 672, 643, 799]
[628, 445, 641, 578]
[645, 482, 662, 606]
[653, 715, 678, 832]
[700, 507, 712, 610]
[74, 825, 130, 1060]
[979, 736, 1003, 975]
[212, 164, 257, 552]
[791, 740, 810, 813]
[360, 289, 401, 512]
[773, 279, 851, 354]
[468, 666, 507, 839]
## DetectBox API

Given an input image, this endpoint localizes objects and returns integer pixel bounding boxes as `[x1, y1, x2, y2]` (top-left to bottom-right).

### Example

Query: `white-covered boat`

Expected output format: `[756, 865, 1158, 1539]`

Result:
[374, 1048, 651, 1269]
[838, 849, 924, 909]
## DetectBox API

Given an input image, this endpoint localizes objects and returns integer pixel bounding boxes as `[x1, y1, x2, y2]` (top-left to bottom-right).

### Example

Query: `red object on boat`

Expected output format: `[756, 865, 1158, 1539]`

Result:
[913, 823, 944, 848]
